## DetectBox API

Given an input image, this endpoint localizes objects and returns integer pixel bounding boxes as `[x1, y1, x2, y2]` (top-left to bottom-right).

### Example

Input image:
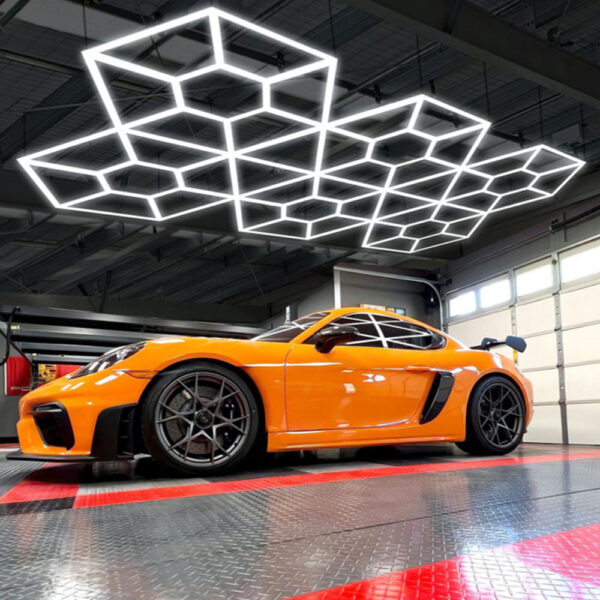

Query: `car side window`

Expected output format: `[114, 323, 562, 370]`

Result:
[254, 311, 330, 343]
[371, 314, 446, 350]
[309, 313, 384, 348]
[307, 313, 446, 350]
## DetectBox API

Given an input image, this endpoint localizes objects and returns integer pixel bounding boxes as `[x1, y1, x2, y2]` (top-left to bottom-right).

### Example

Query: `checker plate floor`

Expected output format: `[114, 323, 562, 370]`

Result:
[1, 443, 600, 599]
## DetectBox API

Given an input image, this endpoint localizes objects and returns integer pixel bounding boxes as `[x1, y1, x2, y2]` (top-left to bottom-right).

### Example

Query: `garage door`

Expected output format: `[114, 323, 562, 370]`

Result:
[560, 282, 600, 444]
[446, 240, 600, 445]
[515, 295, 562, 443]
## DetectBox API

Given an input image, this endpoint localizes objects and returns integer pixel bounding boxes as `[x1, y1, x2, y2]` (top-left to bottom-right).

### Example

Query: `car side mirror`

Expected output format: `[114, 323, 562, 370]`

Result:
[314, 325, 358, 354]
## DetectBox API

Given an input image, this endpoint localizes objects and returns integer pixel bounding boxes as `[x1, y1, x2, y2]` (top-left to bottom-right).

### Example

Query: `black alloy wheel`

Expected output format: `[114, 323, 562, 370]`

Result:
[456, 376, 525, 455]
[142, 363, 260, 475]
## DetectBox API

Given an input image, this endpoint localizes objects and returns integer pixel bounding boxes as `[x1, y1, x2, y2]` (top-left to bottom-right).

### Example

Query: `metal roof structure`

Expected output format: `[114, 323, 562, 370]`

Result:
[0, 0, 599, 335]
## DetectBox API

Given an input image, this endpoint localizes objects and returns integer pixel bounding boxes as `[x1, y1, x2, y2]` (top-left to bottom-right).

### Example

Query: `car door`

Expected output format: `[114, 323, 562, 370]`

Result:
[284, 312, 443, 431]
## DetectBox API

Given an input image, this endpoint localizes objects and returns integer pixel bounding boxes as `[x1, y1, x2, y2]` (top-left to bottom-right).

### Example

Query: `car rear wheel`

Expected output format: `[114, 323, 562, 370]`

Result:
[141, 363, 260, 475]
[456, 376, 525, 455]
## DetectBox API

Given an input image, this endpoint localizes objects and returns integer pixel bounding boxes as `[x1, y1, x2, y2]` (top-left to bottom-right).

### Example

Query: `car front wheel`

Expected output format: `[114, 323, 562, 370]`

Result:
[141, 363, 260, 475]
[456, 376, 525, 455]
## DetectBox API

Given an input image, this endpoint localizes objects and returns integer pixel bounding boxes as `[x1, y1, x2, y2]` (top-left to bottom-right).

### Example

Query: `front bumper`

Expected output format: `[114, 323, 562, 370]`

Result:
[13, 369, 150, 461]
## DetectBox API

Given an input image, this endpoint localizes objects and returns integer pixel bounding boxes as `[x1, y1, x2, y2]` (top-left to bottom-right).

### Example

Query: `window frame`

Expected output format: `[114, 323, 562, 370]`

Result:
[446, 272, 514, 324]
[444, 234, 600, 327]
[479, 276, 512, 309]
[515, 258, 555, 299]
[559, 238, 600, 287]
[448, 289, 477, 318]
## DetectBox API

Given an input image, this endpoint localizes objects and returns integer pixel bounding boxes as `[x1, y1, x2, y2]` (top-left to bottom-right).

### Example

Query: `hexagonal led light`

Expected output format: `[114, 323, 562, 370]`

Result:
[18, 6, 585, 252]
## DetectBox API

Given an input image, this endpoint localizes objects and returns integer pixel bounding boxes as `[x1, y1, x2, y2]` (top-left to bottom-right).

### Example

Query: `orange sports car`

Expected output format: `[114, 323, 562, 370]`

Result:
[9, 307, 533, 474]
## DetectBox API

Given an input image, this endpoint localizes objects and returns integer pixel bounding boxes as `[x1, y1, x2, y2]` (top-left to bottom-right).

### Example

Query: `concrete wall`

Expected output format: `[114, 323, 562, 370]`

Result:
[336, 270, 437, 326]
[262, 268, 435, 330]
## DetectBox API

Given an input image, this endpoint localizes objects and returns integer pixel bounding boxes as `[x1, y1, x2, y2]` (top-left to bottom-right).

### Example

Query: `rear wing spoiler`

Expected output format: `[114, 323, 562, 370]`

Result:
[471, 335, 527, 353]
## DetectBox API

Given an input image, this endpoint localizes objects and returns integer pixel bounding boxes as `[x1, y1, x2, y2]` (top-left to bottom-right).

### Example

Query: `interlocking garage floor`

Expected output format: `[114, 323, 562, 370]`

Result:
[1, 443, 600, 599]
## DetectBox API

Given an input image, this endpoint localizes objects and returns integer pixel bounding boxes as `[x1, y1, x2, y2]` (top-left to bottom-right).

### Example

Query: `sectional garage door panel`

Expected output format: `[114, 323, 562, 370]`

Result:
[562, 323, 600, 365]
[567, 403, 600, 444]
[447, 310, 512, 347]
[515, 297, 555, 337]
[518, 333, 557, 371]
[564, 364, 600, 403]
[446, 261, 600, 445]
[560, 283, 600, 328]
[526, 369, 560, 405]
[524, 404, 563, 443]
[492, 346, 514, 360]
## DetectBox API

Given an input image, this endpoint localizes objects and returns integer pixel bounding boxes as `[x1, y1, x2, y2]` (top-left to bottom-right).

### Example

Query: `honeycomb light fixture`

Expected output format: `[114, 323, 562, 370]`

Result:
[18, 7, 585, 253]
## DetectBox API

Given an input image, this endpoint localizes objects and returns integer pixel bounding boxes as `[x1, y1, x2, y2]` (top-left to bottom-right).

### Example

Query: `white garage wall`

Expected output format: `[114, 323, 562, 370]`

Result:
[560, 283, 600, 328]
[448, 310, 512, 347]
[444, 234, 600, 445]
[515, 297, 555, 337]
[525, 405, 563, 443]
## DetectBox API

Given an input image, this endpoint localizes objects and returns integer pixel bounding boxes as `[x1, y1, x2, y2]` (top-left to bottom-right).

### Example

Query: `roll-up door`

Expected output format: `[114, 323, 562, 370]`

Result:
[448, 309, 512, 349]
[514, 297, 561, 443]
[446, 243, 600, 445]
[560, 283, 600, 444]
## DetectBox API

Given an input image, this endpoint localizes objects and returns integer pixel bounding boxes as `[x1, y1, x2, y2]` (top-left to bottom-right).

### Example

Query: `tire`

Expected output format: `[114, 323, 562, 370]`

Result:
[141, 362, 261, 475]
[456, 376, 525, 456]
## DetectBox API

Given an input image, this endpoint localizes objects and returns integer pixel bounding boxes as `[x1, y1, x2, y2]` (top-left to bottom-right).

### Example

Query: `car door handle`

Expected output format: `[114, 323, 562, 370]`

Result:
[405, 365, 433, 373]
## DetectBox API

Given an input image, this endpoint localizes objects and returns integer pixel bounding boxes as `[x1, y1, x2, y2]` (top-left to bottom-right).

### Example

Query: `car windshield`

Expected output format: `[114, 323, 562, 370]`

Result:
[253, 311, 330, 343]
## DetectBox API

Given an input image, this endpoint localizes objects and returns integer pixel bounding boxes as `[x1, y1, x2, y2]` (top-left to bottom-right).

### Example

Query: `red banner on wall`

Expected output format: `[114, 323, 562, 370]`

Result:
[4, 357, 31, 396]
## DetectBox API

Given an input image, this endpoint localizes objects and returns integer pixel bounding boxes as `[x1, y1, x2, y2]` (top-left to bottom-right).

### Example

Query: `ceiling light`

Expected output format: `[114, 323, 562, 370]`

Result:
[18, 7, 585, 253]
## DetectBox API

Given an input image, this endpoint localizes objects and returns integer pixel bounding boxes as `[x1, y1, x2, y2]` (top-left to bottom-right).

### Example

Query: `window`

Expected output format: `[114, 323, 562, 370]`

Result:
[323, 314, 383, 348]
[560, 241, 600, 284]
[307, 313, 445, 350]
[448, 291, 476, 317]
[372, 315, 445, 349]
[516, 260, 554, 297]
[479, 278, 511, 308]
[254, 311, 329, 343]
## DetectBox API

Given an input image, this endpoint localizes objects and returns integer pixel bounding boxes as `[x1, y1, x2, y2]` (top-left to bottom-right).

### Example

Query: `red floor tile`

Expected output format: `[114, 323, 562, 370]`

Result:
[74, 449, 600, 509]
[286, 522, 600, 600]
[0, 463, 84, 504]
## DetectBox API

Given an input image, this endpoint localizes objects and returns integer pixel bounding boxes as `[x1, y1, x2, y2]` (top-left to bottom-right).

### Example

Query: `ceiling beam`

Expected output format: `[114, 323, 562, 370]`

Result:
[4, 223, 144, 290]
[345, 0, 600, 110]
[0, 0, 199, 163]
[0, 290, 268, 328]
[108, 235, 233, 297]
[198, 249, 348, 304]
[157, 245, 287, 302]
[44, 228, 174, 294]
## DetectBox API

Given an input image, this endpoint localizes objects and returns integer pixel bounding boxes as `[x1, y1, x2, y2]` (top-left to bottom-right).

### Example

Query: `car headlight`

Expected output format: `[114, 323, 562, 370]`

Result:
[71, 341, 146, 379]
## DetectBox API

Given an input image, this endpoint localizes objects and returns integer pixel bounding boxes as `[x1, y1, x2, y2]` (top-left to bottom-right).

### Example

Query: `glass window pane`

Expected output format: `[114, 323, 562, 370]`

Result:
[449, 291, 476, 317]
[516, 263, 553, 297]
[254, 311, 329, 342]
[561, 242, 600, 283]
[480, 278, 511, 308]
[254, 324, 305, 342]
[306, 313, 384, 348]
